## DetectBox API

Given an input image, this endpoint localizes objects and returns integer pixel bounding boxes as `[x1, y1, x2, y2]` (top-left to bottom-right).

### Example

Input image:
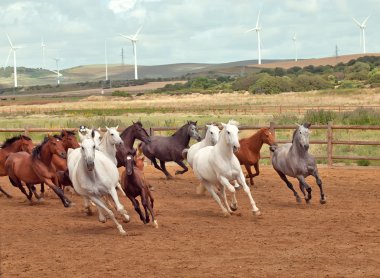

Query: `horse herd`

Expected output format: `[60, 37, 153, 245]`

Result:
[0, 120, 326, 235]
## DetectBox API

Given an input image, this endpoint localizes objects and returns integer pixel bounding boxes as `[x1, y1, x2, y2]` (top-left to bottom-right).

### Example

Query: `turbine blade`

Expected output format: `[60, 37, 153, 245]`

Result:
[362, 15, 370, 25]
[120, 33, 134, 41]
[256, 10, 261, 28]
[3, 48, 12, 69]
[134, 25, 143, 39]
[352, 17, 361, 27]
[6, 33, 13, 48]
[246, 28, 256, 33]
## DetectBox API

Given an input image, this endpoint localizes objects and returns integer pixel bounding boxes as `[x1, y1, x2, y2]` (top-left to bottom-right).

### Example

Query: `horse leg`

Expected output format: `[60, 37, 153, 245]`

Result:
[43, 179, 71, 207]
[202, 181, 230, 217]
[313, 170, 326, 204]
[108, 187, 130, 223]
[0, 186, 12, 198]
[141, 193, 151, 224]
[297, 176, 312, 203]
[275, 170, 302, 203]
[159, 160, 173, 179]
[244, 164, 254, 186]
[146, 190, 158, 228]
[218, 176, 236, 193]
[30, 184, 44, 202]
[83, 197, 93, 216]
[9, 177, 32, 202]
[88, 196, 126, 236]
[219, 185, 233, 214]
[298, 181, 306, 198]
[174, 160, 188, 175]
[40, 183, 45, 198]
[230, 191, 238, 211]
[151, 157, 163, 171]
[116, 182, 126, 197]
[127, 195, 146, 223]
[236, 172, 261, 216]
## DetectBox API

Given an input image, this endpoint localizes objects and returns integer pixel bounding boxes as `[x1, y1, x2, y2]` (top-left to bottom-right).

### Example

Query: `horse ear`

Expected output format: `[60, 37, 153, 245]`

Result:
[221, 123, 226, 128]
[195, 121, 198, 125]
[303, 123, 311, 129]
[106, 126, 109, 131]
[78, 132, 85, 142]
[132, 121, 135, 124]
[206, 124, 211, 129]
[116, 125, 119, 130]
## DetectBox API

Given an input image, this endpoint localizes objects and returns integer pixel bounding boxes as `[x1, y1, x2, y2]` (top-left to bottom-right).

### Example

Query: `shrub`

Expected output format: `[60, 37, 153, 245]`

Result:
[303, 110, 336, 125]
[293, 74, 333, 91]
[357, 160, 370, 166]
[111, 90, 131, 97]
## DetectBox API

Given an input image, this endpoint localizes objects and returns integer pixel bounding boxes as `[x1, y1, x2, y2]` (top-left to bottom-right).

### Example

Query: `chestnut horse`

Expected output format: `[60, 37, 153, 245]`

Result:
[121, 153, 157, 228]
[52, 130, 80, 171]
[5, 135, 72, 207]
[234, 128, 275, 186]
[0, 135, 34, 198]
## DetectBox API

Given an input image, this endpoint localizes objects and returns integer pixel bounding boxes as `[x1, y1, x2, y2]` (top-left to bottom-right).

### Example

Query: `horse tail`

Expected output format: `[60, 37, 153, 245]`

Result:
[137, 142, 144, 156]
[182, 148, 189, 160]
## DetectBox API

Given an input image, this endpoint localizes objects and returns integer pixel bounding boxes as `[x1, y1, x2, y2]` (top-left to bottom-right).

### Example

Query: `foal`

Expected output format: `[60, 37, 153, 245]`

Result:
[235, 128, 276, 186]
[121, 153, 157, 228]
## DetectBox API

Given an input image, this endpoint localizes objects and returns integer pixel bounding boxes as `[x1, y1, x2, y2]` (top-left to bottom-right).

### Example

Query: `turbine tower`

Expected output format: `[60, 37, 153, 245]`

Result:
[41, 38, 46, 69]
[4, 34, 20, 88]
[352, 16, 370, 53]
[293, 33, 298, 62]
[105, 39, 108, 81]
[119, 26, 143, 80]
[51, 57, 61, 85]
[247, 10, 262, 65]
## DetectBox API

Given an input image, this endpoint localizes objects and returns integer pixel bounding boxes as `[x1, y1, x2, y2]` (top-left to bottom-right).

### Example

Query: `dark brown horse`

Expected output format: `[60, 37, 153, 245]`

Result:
[138, 121, 201, 179]
[235, 128, 276, 186]
[121, 153, 157, 228]
[5, 135, 72, 207]
[0, 135, 34, 198]
[116, 121, 151, 168]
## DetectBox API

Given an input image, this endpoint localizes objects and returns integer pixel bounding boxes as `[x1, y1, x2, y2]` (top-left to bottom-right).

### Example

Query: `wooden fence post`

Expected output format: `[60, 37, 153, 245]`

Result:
[327, 121, 333, 167]
[269, 121, 275, 164]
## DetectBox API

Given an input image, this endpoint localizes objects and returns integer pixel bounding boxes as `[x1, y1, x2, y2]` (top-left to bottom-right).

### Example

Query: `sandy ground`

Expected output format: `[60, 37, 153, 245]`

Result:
[0, 165, 379, 277]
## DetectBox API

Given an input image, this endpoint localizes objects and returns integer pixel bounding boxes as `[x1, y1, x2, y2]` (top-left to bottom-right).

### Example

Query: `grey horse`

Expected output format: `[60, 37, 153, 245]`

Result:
[270, 123, 326, 204]
[138, 121, 202, 179]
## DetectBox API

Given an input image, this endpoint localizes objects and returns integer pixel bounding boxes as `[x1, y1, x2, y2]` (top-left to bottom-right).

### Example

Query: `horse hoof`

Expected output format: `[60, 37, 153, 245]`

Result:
[37, 198, 44, 203]
[123, 215, 131, 223]
[153, 220, 158, 228]
[223, 211, 231, 217]
[296, 197, 302, 204]
[320, 199, 327, 204]
[119, 230, 127, 236]
[230, 204, 238, 211]
[166, 175, 173, 180]
[305, 199, 311, 204]
[174, 171, 181, 175]
[253, 210, 261, 216]
[99, 218, 107, 223]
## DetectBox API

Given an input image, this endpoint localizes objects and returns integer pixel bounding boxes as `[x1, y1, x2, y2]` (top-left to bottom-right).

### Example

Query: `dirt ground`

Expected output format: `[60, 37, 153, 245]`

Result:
[0, 165, 379, 278]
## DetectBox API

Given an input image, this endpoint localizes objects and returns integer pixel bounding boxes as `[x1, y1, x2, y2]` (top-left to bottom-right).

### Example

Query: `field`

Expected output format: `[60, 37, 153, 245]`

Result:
[0, 165, 379, 277]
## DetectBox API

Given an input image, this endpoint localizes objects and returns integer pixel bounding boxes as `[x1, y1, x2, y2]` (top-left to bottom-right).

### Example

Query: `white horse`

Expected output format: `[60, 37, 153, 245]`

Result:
[68, 136, 130, 235]
[184, 124, 220, 194]
[78, 127, 102, 149]
[193, 120, 261, 216]
[98, 126, 123, 165]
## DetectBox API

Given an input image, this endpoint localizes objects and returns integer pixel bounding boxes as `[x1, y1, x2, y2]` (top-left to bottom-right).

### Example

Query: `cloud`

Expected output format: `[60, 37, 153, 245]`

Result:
[108, 0, 137, 14]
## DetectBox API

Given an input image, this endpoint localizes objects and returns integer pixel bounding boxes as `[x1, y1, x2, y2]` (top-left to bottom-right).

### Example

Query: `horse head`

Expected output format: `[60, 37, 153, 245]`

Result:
[293, 123, 311, 151]
[221, 120, 240, 153]
[132, 121, 151, 143]
[80, 137, 96, 171]
[262, 128, 276, 146]
[105, 126, 123, 146]
[20, 135, 34, 153]
[61, 130, 80, 150]
[187, 121, 202, 142]
[47, 135, 67, 159]
[205, 124, 220, 146]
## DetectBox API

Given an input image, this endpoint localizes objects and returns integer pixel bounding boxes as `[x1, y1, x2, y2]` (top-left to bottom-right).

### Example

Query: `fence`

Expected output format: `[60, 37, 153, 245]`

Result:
[1, 122, 379, 166]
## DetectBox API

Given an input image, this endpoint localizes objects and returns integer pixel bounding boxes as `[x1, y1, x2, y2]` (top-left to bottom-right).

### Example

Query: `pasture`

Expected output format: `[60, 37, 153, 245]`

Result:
[0, 165, 379, 277]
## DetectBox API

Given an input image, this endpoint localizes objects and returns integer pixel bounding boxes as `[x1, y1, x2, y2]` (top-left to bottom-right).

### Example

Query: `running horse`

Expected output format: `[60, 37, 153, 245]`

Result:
[121, 153, 157, 228]
[271, 123, 326, 204]
[138, 121, 202, 179]
[5, 135, 72, 207]
[234, 128, 276, 186]
[0, 135, 34, 198]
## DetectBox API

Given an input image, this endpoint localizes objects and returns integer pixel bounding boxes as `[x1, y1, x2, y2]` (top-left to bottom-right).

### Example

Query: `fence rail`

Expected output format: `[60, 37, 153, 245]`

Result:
[1, 122, 379, 166]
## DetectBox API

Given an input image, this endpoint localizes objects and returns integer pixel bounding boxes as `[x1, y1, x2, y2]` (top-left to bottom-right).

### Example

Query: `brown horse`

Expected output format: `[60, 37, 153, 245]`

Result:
[121, 153, 157, 228]
[235, 128, 276, 186]
[0, 135, 34, 198]
[5, 135, 72, 207]
[52, 130, 80, 171]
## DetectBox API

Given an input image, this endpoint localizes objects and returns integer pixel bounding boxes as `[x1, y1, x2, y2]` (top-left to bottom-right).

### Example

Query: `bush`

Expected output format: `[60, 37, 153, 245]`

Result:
[111, 90, 131, 97]
[293, 74, 333, 91]
[303, 110, 336, 125]
[250, 75, 292, 94]
[357, 160, 370, 166]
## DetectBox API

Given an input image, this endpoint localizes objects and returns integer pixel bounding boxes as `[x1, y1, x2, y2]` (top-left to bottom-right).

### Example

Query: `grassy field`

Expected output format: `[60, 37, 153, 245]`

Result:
[0, 88, 379, 166]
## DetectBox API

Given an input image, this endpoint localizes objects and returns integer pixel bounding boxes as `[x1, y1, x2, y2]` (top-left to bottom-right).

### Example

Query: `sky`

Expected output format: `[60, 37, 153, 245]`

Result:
[0, 0, 379, 70]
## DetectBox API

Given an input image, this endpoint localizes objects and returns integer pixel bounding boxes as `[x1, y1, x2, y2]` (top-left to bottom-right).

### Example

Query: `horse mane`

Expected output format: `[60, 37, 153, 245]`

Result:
[1, 135, 32, 148]
[227, 120, 240, 126]
[291, 127, 298, 143]
[32, 135, 62, 159]
[61, 130, 76, 137]
[172, 121, 195, 137]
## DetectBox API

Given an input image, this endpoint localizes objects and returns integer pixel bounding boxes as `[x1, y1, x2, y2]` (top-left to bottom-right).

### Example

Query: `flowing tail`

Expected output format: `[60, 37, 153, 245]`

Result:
[182, 148, 189, 160]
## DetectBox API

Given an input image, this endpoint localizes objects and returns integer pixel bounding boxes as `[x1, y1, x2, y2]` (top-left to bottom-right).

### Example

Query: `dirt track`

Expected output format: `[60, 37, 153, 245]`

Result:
[0, 166, 379, 277]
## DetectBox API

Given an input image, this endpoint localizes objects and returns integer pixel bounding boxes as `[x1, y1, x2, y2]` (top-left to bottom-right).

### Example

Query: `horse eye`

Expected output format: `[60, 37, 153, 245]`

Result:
[227, 131, 230, 134]
[93, 146, 95, 149]
[111, 134, 114, 136]
[81, 147, 84, 150]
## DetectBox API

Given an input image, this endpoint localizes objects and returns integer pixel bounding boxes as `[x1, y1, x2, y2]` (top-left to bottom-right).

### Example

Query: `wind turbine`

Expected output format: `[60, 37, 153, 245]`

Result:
[119, 25, 143, 80]
[293, 33, 298, 62]
[4, 34, 20, 88]
[41, 38, 46, 69]
[352, 15, 370, 53]
[50, 57, 62, 85]
[105, 39, 108, 81]
[247, 10, 262, 65]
